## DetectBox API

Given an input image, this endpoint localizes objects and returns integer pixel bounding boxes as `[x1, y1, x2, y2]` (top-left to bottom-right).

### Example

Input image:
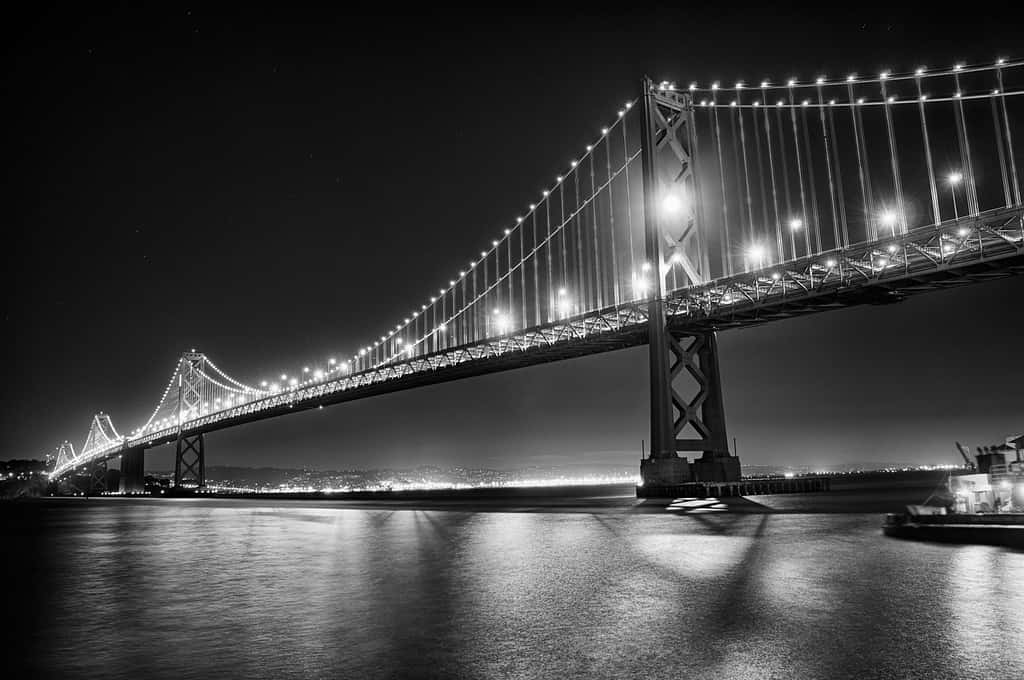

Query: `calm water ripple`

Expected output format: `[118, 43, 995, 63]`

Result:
[4, 498, 1022, 679]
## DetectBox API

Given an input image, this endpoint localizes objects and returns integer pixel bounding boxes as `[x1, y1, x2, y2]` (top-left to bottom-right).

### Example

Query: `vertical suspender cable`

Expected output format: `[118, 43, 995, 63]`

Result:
[817, 85, 840, 249]
[952, 70, 979, 216]
[622, 122, 636, 289]
[545, 195, 553, 320]
[800, 99, 822, 252]
[729, 100, 749, 272]
[590, 153, 603, 309]
[574, 169, 585, 314]
[915, 75, 941, 226]
[775, 102, 795, 258]
[686, 96, 711, 280]
[990, 81, 1012, 207]
[519, 222, 527, 327]
[559, 182, 568, 295]
[880, 78, 907, 234]
[762, 88, 784, 263]
[848, 82, 875, 242]
[736, 89, 755, 248]
[996, 65, 1021, 207]
[788, 88, 811, 255]
[606, 132, 621, 306]
[532, 213, 541, 326]
[712, 91, 732, 275]
[751, 102, 770, 257]
[826, 102, 849, 247]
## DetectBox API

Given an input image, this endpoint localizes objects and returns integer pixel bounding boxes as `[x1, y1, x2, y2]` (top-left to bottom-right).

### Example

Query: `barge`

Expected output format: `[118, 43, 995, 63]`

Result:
[883, 434, 1024, 547]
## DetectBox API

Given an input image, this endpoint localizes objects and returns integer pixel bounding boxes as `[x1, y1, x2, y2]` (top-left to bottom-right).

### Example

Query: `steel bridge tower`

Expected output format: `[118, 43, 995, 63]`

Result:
[639, 77, 739, 492]
[174, 351, 206, 488]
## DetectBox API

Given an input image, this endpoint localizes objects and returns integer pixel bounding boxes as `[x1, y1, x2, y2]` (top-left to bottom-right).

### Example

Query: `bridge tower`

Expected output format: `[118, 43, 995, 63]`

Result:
[638, 77, 739, 493]
[173, 351, 206, 489]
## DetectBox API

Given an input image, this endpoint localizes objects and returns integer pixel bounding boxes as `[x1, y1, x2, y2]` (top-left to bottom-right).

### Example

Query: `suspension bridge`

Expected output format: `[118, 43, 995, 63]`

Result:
[49, 58, 1024, 495]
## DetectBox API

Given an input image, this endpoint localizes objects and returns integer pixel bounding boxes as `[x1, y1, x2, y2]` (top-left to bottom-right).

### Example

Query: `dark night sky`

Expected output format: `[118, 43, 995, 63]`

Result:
[7, 5, 1022, 471]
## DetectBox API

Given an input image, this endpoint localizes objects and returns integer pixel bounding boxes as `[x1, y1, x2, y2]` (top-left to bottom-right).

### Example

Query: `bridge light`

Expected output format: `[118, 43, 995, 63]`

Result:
[437, 323, 446, 332]
[815, 77, 824, 85]
[328, 358, 336, 365]
[846, 74, 856, 82]
[314, 370, 324, 379]
[915, 67, 925, 76]
[880, 210, 898, 230]
[771, 272, 780, 280]
[879, 71, 889, 79]
[260, 380, 268, 387]
[954, 63, 964, 71]
[826, 259, 836, 268]
[670, 251, 683, 264]
[359, 349, 366, 356]
[887, 244, 898, 254]
[395, 338, 403, 345]
[558, 288, 567, 296]
[303, 367, 310, 373]
[661, 192, 686, 216]
[957, 227, 970, 237]
[789, 218, 803, 231]
[745, 244, 766, 263]
[787, 78, 796, 87]
[641, 261, 652, 272]
[948, 172, 962, 185]
[280, 374, 287, 381]
[760, 80, 768, 88]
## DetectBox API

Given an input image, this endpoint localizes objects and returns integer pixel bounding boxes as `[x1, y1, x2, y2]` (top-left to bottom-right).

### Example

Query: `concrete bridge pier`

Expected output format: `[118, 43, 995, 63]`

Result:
[119, 447, 146, 494]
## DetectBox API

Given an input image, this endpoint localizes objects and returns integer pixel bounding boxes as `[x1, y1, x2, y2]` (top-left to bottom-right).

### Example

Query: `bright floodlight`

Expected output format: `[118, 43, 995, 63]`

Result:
[670, 251, 683, 264]
[558, 287, 567, 296]
[789, 218, 803, 230]
[661, 193, 684, 216]
[948, 172, 963, 185]
[641, 261, 652, 272]
[746, 244, 766, 262]
[880, 211, 898, 227]
[395, 337, 403, 344]
[437, 323, 446, 332]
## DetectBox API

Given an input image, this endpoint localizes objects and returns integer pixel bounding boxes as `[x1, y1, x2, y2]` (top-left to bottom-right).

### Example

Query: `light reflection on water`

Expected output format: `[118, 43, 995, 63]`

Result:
[6, 499, 1023, 679]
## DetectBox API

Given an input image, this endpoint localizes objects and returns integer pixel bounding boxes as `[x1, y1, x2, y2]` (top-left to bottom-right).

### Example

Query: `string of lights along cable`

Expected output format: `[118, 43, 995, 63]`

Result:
[51, 58, 1024, 479]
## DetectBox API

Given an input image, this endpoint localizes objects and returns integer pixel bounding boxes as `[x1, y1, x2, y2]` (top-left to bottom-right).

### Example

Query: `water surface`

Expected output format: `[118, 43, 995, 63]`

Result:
[4, 495, 1022, 679]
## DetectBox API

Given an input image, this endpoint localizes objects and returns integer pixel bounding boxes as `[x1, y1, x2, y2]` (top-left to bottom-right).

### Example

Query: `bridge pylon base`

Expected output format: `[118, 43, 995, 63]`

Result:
[119, 447, 146, 494]
[640, 323, 741, 497]
[174, 433, 205, 489]
[85, 460, 108, 496]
